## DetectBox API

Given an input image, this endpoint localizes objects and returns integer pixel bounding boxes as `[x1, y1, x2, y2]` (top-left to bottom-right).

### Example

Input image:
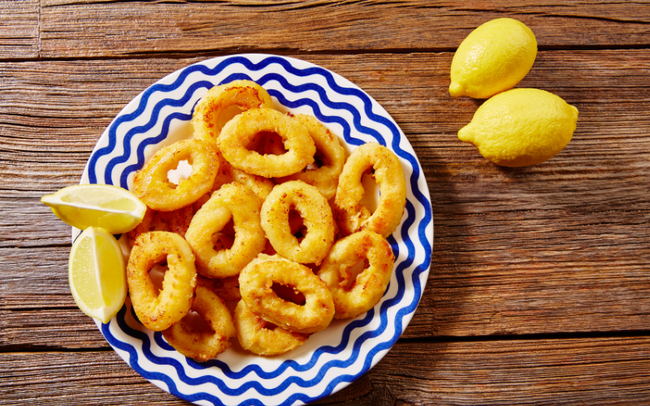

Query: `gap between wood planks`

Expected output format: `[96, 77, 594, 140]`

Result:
[2, 324, 650, 354]
[400, 329, 650, 345]
[1, 42, 649, 65]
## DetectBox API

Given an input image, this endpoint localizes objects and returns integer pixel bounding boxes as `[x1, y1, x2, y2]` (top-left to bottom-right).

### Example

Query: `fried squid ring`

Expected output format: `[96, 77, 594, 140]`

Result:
[233, 300, 309, 356]
[217, 108, 316, 178]
[127, 205, 195, 246]
[277, 114, 346, 200]
[333, 142, 407, 237]
[133, 138, 219, 212]
[195, 273, 242, 305]
[126, 231, 197, 331]
[248, 130, 287, 157]
[194, 152, 275, 211]
[210, 275, 242, 303]
[192, 80, 275, 145]
[211, 152, 274, 202]
[261, 181, 335, 265]
[185, 182, 266, 279]
[317, 230, 395, 319]
[162, 278, 236, 362]
[239, 254, 334, 334]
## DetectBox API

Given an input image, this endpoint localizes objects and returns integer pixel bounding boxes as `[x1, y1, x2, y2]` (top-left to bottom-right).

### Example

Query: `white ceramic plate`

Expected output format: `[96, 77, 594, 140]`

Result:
[80, 54, 433, 406]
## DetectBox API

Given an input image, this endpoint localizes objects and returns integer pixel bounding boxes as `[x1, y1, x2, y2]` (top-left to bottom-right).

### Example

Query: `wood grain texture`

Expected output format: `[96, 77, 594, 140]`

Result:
[0, 0, 39, 59]
[2, 337, 650, 405]
[35, 1, 650, 58]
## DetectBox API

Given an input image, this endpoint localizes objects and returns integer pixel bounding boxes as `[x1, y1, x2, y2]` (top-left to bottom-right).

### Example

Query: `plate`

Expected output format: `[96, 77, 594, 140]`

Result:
[80, 54, 433, 406]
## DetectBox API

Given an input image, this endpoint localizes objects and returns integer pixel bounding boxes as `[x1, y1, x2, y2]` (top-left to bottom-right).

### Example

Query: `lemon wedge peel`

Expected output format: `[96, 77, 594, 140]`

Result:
[41, 184, 147, 234]
[68, 226, 127, 324]
[458, 88, 579, 167]
[450, 18, 537, 99]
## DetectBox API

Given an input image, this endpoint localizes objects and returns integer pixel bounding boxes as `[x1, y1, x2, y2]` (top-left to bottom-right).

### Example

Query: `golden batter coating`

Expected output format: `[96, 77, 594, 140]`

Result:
[185, 182, 266, 279]
[127, 231, 197, 331]
[239, 254, 334, 334]
[261, 180, 335, 265]
[233, 300, 309, 356]
[217, 108, 316, 178]
[162, 278, 236, 362]
[277, 114, 346, 200]
[133, 138, 219, 212]
[192, 79, 275, 145]
[317, 230, 395, 319]
[333, 142, 406, 237]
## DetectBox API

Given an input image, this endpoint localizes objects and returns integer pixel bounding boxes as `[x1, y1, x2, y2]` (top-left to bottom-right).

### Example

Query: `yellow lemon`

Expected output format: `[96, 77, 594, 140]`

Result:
[458, 88, 579, 167]
[69, 226, 127, 324]
[41, 184, 147, 234]
[450, 18, 537, 99]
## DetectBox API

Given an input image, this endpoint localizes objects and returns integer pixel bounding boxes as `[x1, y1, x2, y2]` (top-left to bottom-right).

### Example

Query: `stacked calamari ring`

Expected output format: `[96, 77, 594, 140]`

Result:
[126, 231, 197, 331]
[317, 230, 395, 319]
[333, 142, 407, 237]
[239, 254, 334, 334]
[133, 138, 219, 212]
[192, 79, 275, 144]
[217, 108, 316, 178]
[127, 205, 196, 246]
[261, 180, 335, 265]
[277, 114, 347, 200]
[211, 152, 274, 202]
[208, 275, 242, 303]
[185, 182, 266, 279]
[233, 300, 309, 356]
[162, 279, 236, 362]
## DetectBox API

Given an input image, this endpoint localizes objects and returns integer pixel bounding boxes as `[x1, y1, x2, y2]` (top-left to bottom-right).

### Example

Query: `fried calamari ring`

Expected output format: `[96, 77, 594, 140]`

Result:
[162, 279, 236, 362]
[210, 275, 241, 303]
[192, 80, 274, 145]
[127, 205, 195, 246]
[277, 114, 346, 200]
[127, 231, 197, 331]
[261, 181, 335, 265]
[194, 152, 275, 211]
[185, 182, 266, 279]
[233, 300, 309, 356]
[239, 254, 334, 334]
[217, 108, 316, 178]
[333, 142, 407, 237]
[211, 152, 274, 202]
[195, 272, 242, 304]
[317, 230, 395, 319]
[248, 130, 287, 157]
[133, 138, 219, 211]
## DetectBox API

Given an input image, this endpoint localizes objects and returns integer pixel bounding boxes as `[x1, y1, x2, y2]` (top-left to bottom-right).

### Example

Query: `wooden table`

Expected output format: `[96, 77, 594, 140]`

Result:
[2, 1, 649, 404]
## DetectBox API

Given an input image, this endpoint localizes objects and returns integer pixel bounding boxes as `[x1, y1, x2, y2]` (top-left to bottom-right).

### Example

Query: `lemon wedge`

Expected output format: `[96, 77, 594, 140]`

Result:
[69, 226, 127, 324]
[41, 184, 147, 234]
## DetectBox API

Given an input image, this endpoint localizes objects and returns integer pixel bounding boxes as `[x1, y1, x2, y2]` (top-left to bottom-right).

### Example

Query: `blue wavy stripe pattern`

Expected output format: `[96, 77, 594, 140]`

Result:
[92, 55, 433, 406]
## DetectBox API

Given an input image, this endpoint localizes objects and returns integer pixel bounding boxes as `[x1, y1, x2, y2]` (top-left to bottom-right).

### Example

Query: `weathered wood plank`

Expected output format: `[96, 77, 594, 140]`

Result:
[2, 205, 648, 348]
[36, 1, 650, 58]
[0, 0, 39, 59]
[1, 50, 648, 186]
[2, 212, 649, 343]
[0, 351, 187, 405]
[2, 337, 650, 405]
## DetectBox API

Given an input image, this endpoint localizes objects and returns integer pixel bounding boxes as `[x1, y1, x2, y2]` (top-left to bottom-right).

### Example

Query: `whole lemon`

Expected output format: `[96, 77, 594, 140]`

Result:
[450, 18, 537, 99]
[458, 88, 579, 167]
